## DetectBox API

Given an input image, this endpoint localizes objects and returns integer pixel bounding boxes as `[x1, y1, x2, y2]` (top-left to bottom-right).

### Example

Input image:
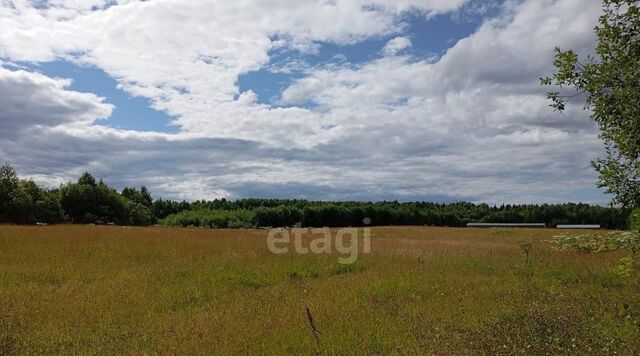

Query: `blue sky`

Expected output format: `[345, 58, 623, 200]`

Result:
[0, 0, 608, 203]
[239, 7, 499, 106]
[19, 61, 178, 132]
[18, 6, 498, 129]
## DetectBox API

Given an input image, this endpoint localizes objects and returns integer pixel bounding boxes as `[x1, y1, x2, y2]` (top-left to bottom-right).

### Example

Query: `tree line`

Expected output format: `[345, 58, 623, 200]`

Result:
[0, 164, 634, 229]
[158, 200, 631, 229]
[0, 165, 155, 226]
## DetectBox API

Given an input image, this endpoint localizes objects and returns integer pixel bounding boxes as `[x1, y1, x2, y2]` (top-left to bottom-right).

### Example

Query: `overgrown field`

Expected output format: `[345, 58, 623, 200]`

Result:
[0, 226, 639, 354]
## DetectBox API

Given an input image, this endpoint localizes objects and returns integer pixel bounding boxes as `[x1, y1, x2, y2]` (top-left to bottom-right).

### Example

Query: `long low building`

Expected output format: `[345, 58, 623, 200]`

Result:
[466, 223, 546, 228]
[556, 224, 601, 229]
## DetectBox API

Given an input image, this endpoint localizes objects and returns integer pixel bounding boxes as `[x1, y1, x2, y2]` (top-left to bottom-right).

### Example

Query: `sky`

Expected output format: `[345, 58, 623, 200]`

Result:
[0, 0, 610, 204]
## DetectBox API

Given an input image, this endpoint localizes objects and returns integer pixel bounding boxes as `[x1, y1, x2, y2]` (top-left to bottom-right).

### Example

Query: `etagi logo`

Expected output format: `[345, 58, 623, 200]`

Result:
[267, 218, 372, 264]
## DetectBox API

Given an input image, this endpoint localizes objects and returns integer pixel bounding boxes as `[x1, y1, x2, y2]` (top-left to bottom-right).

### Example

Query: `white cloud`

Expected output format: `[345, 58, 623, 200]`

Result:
[0, 67, 112, 134]
[0, 0, 472, 145]
[0, 0, 611, 204]
[383, 36, 413, 56]
[275, 0, 604, 203]
[363, 0, 469, 15]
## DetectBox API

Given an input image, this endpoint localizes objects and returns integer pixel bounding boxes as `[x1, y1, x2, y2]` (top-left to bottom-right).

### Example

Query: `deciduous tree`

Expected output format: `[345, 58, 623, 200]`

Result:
[542, 0, 640, 207]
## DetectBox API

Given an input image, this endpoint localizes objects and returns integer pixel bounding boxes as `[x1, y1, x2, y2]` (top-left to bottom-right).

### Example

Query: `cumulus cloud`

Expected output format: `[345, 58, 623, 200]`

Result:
[383, 36, 413, 56]
[274, 0, 604, 202]
[0, 67, 112, 134]
[0, 0, 611, 204]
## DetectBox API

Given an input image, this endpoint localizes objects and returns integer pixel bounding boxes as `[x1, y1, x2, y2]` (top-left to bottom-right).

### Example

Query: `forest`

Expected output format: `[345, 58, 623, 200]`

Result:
[0, 165, 633, 229]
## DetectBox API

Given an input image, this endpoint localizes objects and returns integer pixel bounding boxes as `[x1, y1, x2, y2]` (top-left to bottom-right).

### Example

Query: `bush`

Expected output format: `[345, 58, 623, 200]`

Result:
[127, 203, 157, 226]
[552, 231, 640, 253]
[161, 209, 255, 229]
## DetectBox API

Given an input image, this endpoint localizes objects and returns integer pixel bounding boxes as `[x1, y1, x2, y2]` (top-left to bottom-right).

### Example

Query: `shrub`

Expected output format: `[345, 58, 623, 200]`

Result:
[552, 231, 640, 253]
[161, 209, 255, 229]
[127, 203, 157, 226]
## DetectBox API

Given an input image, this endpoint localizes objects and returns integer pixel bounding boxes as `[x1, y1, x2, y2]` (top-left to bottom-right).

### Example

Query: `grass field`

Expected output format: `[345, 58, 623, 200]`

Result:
[1, 225, 639, 354]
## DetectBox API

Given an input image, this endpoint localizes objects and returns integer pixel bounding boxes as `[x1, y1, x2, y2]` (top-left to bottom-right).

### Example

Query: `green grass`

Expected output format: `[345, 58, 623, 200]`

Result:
[0, 225, 639, 354]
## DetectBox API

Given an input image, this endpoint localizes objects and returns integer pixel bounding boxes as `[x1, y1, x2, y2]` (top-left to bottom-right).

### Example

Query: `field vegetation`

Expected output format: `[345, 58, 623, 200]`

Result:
[1, 225, 639, 354]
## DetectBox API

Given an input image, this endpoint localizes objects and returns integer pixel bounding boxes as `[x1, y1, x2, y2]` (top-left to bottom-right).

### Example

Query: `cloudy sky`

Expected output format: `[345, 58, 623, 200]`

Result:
[0, 0, 608, 203]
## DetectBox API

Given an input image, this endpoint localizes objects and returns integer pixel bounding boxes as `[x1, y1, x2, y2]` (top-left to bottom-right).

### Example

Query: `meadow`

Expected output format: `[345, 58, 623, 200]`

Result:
[0, 225, 639, 354]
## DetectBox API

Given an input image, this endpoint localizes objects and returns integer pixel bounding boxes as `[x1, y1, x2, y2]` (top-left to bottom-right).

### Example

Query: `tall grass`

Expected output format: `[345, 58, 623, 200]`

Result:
[0, 226, 638, 354]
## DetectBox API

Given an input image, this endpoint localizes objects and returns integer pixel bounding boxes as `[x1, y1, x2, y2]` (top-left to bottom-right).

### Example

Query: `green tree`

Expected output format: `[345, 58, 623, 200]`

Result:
[0, 165, 65, 224]
[33, 188, 65, 224]
[78, 172, 97, 187]
[61, 173, 129, 224]
[122, 186, 156, 225]
[542, 0, 640, 207]
[122, 186, 153, 208]
[0, 165, 20, 222]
